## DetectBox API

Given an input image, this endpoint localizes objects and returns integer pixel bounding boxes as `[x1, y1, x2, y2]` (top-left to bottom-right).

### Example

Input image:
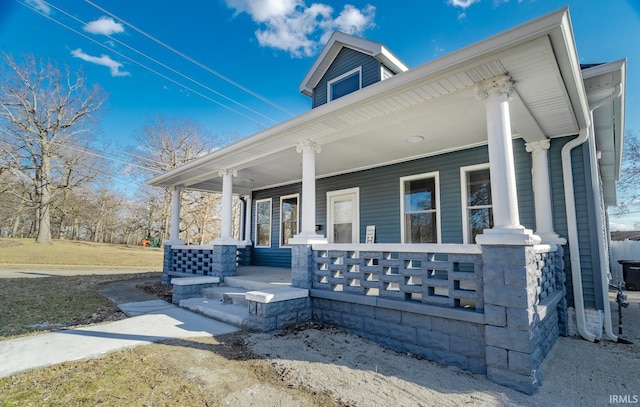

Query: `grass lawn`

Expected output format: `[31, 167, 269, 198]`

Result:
[0, 272, 161, 338]
[0, 238, 163, 269]
[0, 238, 164, 337]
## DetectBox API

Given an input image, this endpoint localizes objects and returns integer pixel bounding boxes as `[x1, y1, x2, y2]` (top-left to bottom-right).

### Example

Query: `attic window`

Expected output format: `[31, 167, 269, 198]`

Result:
[328, 67, 362, 101]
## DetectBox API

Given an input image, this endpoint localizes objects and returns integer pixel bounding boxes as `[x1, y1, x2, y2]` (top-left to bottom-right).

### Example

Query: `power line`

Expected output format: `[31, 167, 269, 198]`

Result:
[43, 0, 280, 126]
[85, 0, 296, 117]
[16, 0, 272, 127]
[55, 141, 162, 173]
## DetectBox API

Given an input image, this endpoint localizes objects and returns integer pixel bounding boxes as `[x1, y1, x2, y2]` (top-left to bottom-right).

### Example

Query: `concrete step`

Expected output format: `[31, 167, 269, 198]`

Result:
[179, 297, 248, 329]
[222, 276, 275, 291]
[201, 286, 249, 306]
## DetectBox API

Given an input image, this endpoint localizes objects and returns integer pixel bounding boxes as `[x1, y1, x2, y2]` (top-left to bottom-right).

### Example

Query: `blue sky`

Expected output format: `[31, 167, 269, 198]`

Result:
[1, 0, 639, 227]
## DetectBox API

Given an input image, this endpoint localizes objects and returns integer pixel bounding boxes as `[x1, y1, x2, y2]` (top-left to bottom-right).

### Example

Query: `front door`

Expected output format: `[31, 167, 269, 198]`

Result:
[327, 188, 359, 243]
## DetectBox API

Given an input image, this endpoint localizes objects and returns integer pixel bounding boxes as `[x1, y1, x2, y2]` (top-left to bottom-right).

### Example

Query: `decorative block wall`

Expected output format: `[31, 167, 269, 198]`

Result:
[247, 297, 312, 332]
[172, 248, 213, 275]
[312, 293, 486, 374]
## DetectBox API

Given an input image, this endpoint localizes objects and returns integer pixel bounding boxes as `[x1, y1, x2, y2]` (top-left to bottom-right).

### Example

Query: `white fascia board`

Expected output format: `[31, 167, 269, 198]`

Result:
[550, 8, 591, 130]
[379, 47, 409, 73]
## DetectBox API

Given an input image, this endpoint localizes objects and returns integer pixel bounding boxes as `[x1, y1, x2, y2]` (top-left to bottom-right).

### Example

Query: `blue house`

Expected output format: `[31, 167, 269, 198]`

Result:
[149, 8, 626, 394]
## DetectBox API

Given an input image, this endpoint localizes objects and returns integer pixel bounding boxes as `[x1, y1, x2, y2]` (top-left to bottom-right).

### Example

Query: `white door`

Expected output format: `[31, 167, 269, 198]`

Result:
[327, 188, 359, 243]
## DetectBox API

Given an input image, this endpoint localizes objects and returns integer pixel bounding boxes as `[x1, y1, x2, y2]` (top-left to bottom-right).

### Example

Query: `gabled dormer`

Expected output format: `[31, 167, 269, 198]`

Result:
[299, 31, 408, 108]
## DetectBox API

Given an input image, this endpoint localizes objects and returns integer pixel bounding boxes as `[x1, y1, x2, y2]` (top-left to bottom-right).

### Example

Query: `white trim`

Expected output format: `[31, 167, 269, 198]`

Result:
[327, 187, 360, 244]
[279, 193, 300, 248]
[399, 172, 441, 244]
[254, 198, 272, 248]
[312, 242, 481, 254]
[327, 67, 362, 102]
[460, 163, 492, 244]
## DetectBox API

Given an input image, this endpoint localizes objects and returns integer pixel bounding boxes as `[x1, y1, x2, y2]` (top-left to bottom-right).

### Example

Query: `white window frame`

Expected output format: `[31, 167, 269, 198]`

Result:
[400, 172, 441, 244]
[279, 193, 300, 248]
[254, 198, 272, 248]
[461, 163, 492, 244]
[327, 187, 360, 244]
[327, 67, 362, 102]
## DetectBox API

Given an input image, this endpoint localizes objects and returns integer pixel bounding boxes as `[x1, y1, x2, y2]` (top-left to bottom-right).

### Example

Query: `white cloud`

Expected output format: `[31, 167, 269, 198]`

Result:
[83, 17, 125, 35]
[225, 0, 375, 57]
[70, 49, 130, 77]
[448, 0, 481, 8]
[26, 0, 50, 15]
[226, 0, 299, 21]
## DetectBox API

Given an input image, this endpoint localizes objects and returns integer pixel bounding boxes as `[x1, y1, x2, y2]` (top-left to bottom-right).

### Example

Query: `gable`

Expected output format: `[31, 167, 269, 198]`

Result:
[312, 47, 384, 108]
[299, 31, 408, 98]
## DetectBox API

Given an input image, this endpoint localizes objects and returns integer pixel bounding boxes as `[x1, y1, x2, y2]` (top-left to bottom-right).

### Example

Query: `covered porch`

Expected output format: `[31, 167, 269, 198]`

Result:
[146, 9, 625, 394]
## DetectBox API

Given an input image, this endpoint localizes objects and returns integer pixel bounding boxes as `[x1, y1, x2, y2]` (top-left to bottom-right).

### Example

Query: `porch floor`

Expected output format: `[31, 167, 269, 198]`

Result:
[228, 266, 292, 289]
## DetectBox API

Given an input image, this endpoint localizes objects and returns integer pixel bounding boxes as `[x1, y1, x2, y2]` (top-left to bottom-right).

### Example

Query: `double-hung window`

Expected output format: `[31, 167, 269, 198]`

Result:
[255, 198, 272, 247]
[279, 194, 299, 247]
[461, 164, 493, 244]
[400, 172, 440, 243]
[327, 67, 362, 102]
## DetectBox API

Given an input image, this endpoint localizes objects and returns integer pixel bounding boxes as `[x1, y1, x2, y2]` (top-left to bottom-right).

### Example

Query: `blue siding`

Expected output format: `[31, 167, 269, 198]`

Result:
[252, 184, 301, 268]
[312, 48, 382, 108]
[249, 141, 538, 268]
[247, 133, 600, 308]
[548, 136, 600, 309]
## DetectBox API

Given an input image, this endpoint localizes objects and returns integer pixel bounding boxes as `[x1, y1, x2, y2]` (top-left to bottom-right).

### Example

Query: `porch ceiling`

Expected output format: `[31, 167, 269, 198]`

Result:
[148, 8, 589, 195]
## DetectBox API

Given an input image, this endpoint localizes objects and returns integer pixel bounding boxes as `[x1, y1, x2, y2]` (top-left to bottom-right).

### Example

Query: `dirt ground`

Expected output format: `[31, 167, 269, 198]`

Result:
[133, 281, 640, 406]
[241, 291, 640, 406]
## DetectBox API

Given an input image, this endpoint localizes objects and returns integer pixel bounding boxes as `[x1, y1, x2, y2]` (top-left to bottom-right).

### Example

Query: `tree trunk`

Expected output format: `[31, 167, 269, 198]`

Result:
[10, 215, 20, 238]
[35, 151, 52, 244]
[72, 217, 79, 240]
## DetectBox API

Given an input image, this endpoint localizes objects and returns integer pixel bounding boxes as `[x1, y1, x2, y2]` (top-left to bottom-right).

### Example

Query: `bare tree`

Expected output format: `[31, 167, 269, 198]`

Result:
[0, 170, 32, 237]
[615, 130, 640, 218]
[0, 53, 107, 243]
[130, 116, 229, 242]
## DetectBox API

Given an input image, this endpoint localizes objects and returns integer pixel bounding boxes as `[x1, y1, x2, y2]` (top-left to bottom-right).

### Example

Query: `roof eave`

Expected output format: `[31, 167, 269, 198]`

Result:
[582, 58, 626, 179]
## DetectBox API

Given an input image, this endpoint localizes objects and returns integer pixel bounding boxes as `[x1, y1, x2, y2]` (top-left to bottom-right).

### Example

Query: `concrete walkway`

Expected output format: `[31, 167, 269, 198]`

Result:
[0, 280, 239, 378]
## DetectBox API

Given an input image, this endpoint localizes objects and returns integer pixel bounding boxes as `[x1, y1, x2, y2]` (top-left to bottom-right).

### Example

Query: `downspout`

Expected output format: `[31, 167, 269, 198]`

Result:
[589, 85, 622, 342]
[561, 127, 595, 342]
[561, 84, 621, 342]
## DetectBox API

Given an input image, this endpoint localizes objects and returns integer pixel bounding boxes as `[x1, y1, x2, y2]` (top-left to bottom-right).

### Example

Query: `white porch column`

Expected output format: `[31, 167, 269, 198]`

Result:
[476, 75, 540, 245]
[243, 194, 252, 244]
[215, 168, 237, 244]
[168, 186, 184, 244]
[290, 140, 327, 244]
[525, 140, 566, 245]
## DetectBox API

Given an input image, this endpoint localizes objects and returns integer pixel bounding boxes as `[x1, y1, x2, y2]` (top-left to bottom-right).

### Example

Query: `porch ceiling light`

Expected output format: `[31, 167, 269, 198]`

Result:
[406, 135, 424, 143]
